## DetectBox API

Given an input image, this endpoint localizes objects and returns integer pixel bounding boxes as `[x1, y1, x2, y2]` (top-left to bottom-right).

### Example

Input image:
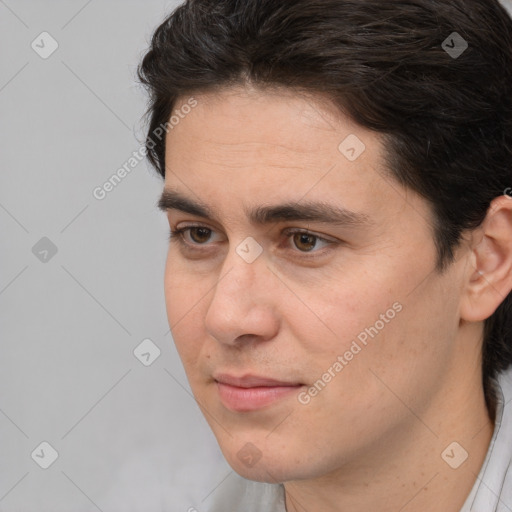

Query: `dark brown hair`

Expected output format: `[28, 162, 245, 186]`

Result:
[138, 0, 512, 419]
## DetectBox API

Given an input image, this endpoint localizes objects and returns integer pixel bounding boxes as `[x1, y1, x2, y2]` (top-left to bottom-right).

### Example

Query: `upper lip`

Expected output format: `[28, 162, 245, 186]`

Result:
[214, 373, 302, 388]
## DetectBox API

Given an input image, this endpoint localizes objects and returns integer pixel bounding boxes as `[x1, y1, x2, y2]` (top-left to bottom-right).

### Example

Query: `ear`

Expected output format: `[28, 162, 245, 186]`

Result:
[460, 195, 512, 322]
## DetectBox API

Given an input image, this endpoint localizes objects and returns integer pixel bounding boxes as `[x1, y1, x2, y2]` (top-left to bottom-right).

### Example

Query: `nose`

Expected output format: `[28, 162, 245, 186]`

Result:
[204, 244, 280, 347]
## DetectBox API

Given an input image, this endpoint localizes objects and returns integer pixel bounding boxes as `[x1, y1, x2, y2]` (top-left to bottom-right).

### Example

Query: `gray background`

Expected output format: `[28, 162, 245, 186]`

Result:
[0, 1, 229, 511]
[1, 1, 512, 511]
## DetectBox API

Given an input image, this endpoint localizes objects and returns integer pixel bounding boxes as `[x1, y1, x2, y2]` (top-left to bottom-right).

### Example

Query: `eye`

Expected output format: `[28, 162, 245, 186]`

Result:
[169, 226, 221, 245]
[283, 228, 334, 253]
[169, 225, 338, 257]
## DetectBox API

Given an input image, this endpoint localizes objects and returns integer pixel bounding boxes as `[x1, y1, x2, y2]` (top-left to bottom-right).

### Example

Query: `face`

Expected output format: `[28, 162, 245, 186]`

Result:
[161, 85, 469, 483]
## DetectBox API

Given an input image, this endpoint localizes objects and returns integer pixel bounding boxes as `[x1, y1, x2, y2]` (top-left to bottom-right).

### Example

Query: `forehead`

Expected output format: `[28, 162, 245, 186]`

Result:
[168, 85, 365, 156]
[161, 86, 430, 235]
[165, 87, 381, 190]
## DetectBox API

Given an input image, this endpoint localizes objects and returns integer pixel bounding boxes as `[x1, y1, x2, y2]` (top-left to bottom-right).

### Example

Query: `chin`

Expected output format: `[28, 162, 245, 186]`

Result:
[216, 435, 314, 484]
[226, 456, 294, 484]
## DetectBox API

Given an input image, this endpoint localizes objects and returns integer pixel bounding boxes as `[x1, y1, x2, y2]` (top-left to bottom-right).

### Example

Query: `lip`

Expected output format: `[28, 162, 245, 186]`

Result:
[214, 373, 303, 412]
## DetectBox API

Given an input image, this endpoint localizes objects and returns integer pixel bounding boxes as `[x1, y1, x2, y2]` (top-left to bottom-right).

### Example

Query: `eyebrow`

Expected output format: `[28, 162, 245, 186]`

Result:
[157, 189, 372, 228]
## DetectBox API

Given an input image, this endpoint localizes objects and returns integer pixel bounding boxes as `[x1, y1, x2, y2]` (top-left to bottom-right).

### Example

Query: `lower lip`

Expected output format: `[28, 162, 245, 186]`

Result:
[216, 382, 302, 412]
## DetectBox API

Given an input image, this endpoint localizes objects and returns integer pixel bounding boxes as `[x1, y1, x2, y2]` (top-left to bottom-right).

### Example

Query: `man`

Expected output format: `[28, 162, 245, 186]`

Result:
[138, 0, 512, 510]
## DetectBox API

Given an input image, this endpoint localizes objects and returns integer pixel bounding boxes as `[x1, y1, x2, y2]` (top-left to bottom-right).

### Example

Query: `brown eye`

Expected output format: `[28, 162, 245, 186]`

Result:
[282, 228, 337, 257]
[188, 227, 213, 244]
[292, 232, 318, 252]
[169, 225, 224, 248]
[169, 225, 337, 261]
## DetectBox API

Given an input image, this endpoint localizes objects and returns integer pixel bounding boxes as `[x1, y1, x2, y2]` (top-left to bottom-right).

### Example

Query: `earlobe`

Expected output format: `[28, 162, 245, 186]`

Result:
[460, 195, 512, 323]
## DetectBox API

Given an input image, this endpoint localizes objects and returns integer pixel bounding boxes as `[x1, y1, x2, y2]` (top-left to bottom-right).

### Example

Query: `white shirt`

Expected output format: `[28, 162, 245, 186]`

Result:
[208, 366, 512, 512]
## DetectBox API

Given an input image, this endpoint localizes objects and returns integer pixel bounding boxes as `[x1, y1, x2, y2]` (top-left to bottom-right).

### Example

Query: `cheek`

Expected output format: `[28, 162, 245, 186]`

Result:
[163, 255, 209, 365]
[164, 249, 207, 322]
[306, 271, 459, 426]
[290, 266, 445, 403]
[288, 273, 398, 363]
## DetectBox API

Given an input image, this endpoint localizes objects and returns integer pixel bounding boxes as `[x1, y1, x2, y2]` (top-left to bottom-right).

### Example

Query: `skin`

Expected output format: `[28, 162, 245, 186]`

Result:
[160, 84, 512, 512]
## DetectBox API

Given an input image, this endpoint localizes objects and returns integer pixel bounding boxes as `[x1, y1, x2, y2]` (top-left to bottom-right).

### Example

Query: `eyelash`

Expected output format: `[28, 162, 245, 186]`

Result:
[168, 226, 337, 259]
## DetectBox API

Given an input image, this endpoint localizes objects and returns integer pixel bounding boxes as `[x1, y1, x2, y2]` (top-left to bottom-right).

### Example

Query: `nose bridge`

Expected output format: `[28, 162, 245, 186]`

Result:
[212, 241, 262, 308]
[204, 241, 278, 343]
